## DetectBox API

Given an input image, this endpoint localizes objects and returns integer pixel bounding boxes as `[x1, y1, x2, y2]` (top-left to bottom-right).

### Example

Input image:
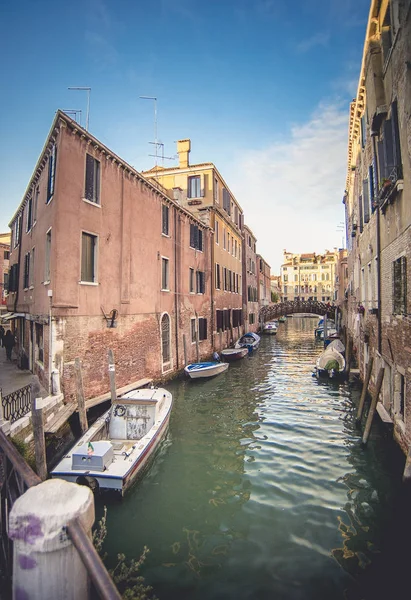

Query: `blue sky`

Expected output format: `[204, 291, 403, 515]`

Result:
[0, 0, 370, 271]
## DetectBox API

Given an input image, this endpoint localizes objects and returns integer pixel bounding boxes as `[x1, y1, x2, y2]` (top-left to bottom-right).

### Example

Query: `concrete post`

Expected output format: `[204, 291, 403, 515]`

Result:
[9, 478, 95, 600]
[0, 388, 11, 435]
[31, 377, 47, 481]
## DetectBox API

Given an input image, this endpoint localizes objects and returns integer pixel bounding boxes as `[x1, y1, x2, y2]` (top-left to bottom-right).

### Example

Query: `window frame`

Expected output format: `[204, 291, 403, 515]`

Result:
[84, 153, 101, 205]
[80, 231, 98, 284]
[162, 204, 170, 236]
[187, 175, 201, 199]
[47, 145, 57, 204]
[161, 256, 170, 291]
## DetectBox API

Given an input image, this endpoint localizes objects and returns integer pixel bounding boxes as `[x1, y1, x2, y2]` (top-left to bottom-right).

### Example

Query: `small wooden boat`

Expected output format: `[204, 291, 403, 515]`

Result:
[235, 332, 261, 353]
[184, 361, 229, 379]
[278, 316, 287, 323]
[51, 387, 173, 495]
[315, 348, 346, 379]
[220, 347, 249, 361]
[263, 321, 278, 335]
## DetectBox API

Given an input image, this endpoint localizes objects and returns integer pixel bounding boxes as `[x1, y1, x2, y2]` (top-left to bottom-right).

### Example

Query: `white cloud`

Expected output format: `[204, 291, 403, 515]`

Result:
[227, 101, 348, 273]
[295, 32, 330, 53]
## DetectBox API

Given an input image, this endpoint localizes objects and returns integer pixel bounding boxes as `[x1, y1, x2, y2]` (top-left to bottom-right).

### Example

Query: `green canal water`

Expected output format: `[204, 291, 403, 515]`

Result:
[98, 317, 410, 600]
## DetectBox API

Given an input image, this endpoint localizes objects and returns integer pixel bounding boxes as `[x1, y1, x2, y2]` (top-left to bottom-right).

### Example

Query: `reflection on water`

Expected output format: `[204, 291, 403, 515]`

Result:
[99, 317, 410, 600]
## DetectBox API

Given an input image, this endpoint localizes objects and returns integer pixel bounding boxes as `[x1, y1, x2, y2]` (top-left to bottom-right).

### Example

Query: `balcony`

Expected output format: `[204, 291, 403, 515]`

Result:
[378, 166, 403, 211]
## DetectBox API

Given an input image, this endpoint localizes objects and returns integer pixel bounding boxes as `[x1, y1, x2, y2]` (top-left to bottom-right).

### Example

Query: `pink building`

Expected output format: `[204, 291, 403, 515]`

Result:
[7, 111, 212, 400]
[257, 254, 271, 308]
[0, 233, 10, 310]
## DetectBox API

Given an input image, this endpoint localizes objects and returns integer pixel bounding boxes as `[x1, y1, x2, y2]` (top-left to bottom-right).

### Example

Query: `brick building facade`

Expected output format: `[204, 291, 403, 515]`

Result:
[344, 0, 411, 453]
[7, 111, 212, 400]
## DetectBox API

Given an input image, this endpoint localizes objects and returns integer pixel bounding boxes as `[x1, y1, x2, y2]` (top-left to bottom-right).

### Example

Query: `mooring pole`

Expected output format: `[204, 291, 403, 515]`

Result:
[75, 358, 88, 434]
[31, 377, 47, 481]
[356, 357, 374, 424]
[345, 337, 353, 378]
[402, 444, 411, 484]
[108, 349, 117, 404]
[362, 367, 385, 446]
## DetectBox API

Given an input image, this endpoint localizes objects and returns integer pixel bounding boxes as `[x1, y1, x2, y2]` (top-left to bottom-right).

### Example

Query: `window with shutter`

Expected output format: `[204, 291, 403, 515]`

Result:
[47, 145, 57, 204]
[85, 154, 100, 204]
[393, 256, 407, 314]
[198, 318, 207, 341]
[188, 176, 201, 198]
[162, 205, 169, 235]
[363, 181, 370, 223]
[216, 309, 223, 332]
[26, 197, 33, 232]
[162, 258, 169, 290]
[189, 268, 194, 293]
[81, 232, 97, 282]
[191, 318, 196, 343]
[161, 314, 171, 364]
[45, 230, 51, 282]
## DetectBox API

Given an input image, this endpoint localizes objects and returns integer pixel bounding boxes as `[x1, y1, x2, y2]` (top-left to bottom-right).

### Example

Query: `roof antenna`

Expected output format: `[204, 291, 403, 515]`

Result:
[68, 87, 91, 130]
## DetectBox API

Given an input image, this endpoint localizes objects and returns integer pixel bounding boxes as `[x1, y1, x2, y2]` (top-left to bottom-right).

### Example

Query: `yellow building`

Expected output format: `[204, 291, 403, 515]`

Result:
[280, 249, 339, 302]
[143, 140, 244, 349]
[0, 232, 11, 312]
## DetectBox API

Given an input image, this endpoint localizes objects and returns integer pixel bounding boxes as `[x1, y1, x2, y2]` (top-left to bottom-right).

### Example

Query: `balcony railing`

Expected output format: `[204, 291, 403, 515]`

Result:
[378, 165, 403, 208]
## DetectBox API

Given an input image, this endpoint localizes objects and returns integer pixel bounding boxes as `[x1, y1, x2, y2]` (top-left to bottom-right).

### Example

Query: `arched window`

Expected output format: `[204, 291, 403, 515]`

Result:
[161, 313, 171, 368]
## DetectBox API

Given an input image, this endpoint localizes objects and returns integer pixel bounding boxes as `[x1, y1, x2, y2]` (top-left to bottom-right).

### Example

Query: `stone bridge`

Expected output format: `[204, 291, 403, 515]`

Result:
[259, 300, 336, 322]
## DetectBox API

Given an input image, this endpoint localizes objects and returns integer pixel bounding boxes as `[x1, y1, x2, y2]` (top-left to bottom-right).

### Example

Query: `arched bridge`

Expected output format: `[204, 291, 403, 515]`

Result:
[260, 300, 336, 322]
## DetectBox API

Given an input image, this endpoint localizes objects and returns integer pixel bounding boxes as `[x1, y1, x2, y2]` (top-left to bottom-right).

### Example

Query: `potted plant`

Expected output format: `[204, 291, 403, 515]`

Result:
[357, 304, 365, 315]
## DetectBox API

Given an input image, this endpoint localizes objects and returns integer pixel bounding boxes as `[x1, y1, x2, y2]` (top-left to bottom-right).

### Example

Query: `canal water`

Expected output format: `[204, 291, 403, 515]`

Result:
[99, 317, 410, 600]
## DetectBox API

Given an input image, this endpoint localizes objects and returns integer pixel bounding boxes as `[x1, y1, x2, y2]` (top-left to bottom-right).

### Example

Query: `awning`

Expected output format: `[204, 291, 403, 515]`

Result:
[1, 312, 26, 321]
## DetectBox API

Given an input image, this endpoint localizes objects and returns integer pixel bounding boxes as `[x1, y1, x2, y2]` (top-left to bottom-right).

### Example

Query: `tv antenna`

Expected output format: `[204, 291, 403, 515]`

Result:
[68, 87, 91, 130]
[140, 96, 174, 168]
[62, 109, 82, 126]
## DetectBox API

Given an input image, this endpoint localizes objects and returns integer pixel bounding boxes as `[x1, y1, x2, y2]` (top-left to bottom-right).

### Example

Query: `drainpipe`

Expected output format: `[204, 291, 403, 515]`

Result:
[371, 131, 382, 354]
[174, 207, 179, 369]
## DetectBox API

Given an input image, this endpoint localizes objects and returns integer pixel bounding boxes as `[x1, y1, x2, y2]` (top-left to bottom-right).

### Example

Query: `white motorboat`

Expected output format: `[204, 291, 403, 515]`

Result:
[234, 332, 261, 352]
[315, 348, 346, 379]
[263, 321, 278, 334]
[184, 361, 229, 379]
[51, 387, 173, 495]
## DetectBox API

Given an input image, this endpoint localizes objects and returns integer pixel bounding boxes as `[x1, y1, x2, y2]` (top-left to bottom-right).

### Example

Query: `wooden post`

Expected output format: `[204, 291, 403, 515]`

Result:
[356, 357, 374, 424]
[362, 367, 385, 446]
[31, 377, 47, 481]
[219, 330, 222, 351]
[345, 337, 353, 378]
[323, 314, 327, 345]
[237, 325, 240, 341]
[183, 333, 188, 366]
[75, 358, 88, 434]
[108, 349, 117, 404]
[9, 479, 95, 600]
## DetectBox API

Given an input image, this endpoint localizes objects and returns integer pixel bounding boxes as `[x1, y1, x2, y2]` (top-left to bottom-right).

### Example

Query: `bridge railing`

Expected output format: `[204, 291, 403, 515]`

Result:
[260, 300, 336, 322]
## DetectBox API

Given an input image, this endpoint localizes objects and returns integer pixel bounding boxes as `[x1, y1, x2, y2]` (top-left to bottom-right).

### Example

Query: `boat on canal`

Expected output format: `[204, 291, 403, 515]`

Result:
[51, 386, 173, 495]
[263, 321, 278, 335]
[184, 361, 229, 379]
[220, 347, 249, 361]
[234, 331, 261, 353]
[315, 347, 346, 379]
[278, 316, 287, 323]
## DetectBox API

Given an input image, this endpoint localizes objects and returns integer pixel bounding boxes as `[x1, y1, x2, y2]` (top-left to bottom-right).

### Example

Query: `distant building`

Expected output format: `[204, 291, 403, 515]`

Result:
[7, 112, 212, 399]
[270, 275, 282, 301]
[242, 224, 259, 332]
[257, 255, 271, 307]
[0, 232, 10, 313]
[280, 250, 339, 302]
[343, 0, 411, 456]
[142, 139, 245, 347]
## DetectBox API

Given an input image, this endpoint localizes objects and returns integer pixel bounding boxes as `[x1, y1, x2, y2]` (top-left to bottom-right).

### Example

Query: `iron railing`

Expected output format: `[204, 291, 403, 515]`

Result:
[1, 385, 32, 423]
[0, 428, 121, 599]
[260, 299, 335, 323]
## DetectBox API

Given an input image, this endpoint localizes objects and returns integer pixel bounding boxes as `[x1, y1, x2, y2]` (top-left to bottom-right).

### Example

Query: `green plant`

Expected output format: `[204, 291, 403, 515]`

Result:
[11, 437, 37, 472]
[93, 507, 157, 600]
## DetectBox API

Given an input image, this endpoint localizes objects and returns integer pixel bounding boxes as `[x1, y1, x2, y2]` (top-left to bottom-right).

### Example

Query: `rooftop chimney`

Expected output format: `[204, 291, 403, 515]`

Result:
[177, 139, 191, 168]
